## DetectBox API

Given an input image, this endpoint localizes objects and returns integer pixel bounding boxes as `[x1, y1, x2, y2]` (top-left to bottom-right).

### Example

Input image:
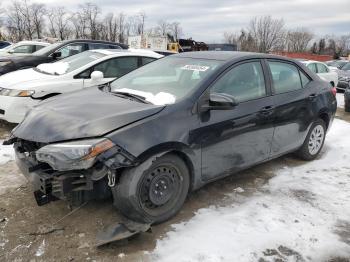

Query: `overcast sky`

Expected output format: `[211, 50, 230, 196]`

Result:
[1, 0, 350, 42]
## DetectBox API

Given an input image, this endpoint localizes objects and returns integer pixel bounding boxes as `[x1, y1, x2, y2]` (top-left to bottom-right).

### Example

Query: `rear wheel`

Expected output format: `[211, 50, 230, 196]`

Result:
[345, 99, 350, 112]
[113, 154, 190, 224]
[296, 119, 326, 160]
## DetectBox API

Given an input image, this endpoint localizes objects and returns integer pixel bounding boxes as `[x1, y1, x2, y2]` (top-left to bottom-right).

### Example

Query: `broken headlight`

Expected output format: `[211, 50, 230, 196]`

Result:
[36, 138, 114, 171]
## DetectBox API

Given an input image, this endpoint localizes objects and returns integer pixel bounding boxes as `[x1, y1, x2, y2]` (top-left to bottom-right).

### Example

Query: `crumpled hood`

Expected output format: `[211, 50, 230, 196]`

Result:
[0, 68, 56, 89]
[13, 87, 165, 143]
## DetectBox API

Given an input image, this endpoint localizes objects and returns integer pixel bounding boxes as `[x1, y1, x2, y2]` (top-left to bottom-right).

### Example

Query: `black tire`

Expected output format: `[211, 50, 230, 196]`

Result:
[113, 153, 190, 224]
[345, 102, 350, 112]
[296, 119, 326, 161]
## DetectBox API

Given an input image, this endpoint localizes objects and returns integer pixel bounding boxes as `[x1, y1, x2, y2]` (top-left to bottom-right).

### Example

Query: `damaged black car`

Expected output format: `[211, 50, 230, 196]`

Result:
[6, 51, 337, 226]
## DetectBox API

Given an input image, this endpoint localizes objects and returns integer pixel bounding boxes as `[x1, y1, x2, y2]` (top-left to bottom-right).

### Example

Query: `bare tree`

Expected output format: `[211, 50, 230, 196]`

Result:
[31, 3, 46, 39]
[156, 19, 169, 36]
[238, 29, 256, 52]
[103, 13, 118, 41]
[117, 12, 126, 43]
[249, 15, 285, 53]
[6, 1, 26, 41]
[47, 7, 70, 40]
[223, 31, 238, 45]
[138, 11, 146, 35]
[286, 28, 313, 52]
[170, 22, 182, 41]
[80, 3, 101, 39]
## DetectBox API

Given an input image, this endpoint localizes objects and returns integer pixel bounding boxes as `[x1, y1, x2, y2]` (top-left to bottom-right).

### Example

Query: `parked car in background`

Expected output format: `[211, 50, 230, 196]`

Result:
[325, 60, 349, 70]
[0, 41, 11, 49]
[0, 39, 128, 76]
[7, 52, 336, 226]
[344, 88, 350, 112]
[0, 41, 50, 56]
[301, 60, 338, 87]
[0, 49, 162, 123]
[208, 43, 237, 51]
[337, 62, 350, 92]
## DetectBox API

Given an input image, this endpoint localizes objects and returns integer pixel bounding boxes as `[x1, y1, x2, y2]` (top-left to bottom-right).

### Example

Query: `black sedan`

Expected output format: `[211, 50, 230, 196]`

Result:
[6, 51, 337, 225]
[337, 62, 350, 91]
[0, 39, 127, 76]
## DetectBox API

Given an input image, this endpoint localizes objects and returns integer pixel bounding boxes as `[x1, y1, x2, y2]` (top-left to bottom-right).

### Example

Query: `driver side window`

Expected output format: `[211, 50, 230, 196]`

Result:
[57, 43, 85, 59]
[211, 61, 266, 103]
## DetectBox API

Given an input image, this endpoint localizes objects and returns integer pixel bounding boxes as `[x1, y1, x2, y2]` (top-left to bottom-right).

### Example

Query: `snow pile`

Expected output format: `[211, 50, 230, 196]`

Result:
[37, 62, 69, 75]
[151, 119, 350, 261]
[0, 140, 15, 165]
[116, 88, 176, 105]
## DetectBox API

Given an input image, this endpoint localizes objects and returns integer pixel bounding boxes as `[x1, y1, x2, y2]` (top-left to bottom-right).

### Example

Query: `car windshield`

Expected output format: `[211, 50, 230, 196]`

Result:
[35, 51, 106, 75]
[342, 63, 350, 71]
[32, 42, 62, 56]
[110, 57, 223, 105]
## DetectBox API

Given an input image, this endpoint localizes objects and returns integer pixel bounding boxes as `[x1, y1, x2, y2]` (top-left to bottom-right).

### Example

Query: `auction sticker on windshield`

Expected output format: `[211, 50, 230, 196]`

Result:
[181, 65, 210, 71]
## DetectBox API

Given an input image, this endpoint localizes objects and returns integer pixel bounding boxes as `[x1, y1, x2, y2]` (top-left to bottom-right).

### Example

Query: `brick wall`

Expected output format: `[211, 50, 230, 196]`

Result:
[271, 51, 333, 62]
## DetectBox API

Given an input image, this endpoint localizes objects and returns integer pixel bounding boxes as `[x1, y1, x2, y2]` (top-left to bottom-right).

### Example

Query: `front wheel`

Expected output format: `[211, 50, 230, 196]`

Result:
[296, 119, 326, 160]
[113, 153, 190, 224]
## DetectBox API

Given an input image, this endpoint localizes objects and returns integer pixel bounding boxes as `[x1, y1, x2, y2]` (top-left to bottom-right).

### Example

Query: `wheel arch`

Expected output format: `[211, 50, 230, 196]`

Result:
[136, 142, 197, 191]
[318, 110, 330, 130]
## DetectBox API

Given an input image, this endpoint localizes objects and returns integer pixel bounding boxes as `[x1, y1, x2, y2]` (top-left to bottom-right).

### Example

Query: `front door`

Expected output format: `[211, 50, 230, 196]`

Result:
[197, 60, 275, 181]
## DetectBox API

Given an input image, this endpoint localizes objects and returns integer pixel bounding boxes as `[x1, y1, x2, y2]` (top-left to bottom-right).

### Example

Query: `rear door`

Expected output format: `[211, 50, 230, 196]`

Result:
[198, 60, 275, 181]
[267, 59, 316, 156]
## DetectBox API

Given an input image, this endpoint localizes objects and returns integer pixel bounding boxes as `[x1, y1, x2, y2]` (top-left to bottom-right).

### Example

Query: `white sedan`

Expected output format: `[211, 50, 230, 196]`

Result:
[0, 49, 163, 123]
[0, 41, 50, 56]
[301, 60, 338, 87]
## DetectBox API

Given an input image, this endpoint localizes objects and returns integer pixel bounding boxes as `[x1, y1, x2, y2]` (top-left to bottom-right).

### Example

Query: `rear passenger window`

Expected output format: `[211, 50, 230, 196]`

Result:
[35, 45, 45, 52]
[268, 61, 302, 94]
[142, 57, 156, 65]
[94, 57, 139, 78]
[211, 61, 266, 102]
[317, 63, 329, 73]
[307, 63, 317, 73]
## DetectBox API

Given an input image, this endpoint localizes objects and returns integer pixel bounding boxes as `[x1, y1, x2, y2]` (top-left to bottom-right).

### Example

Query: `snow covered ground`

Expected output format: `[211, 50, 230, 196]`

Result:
[0, 140, 25, 195]
[337, 92, 345, 108]
[0, 140, 15, 165]
[151, 119, 350, 262]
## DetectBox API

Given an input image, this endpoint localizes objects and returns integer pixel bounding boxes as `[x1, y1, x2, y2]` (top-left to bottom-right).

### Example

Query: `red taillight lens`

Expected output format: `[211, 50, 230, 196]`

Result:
[331, 87, 337, 96]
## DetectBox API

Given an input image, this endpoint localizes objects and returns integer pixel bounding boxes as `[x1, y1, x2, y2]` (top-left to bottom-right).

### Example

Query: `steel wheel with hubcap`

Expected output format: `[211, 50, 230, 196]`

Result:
[113, 154, 190, 224]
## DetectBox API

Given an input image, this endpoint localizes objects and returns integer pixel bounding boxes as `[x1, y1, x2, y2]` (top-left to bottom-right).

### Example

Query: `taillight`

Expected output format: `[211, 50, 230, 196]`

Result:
[331, 87, 337, 96]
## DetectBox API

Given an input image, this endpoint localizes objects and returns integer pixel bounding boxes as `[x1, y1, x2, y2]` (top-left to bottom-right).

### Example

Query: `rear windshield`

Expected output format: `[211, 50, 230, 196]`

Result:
[35, 51, 106, 75]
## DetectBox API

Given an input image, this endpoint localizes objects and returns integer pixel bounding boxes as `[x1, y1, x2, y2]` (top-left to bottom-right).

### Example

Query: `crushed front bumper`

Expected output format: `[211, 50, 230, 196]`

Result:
[15, 150, 94, 205]
[12, 138, 136, 206]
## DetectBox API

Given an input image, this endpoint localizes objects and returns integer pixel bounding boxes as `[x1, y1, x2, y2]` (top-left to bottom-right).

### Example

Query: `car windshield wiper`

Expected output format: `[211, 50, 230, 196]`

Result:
[111, 91, 152, 104]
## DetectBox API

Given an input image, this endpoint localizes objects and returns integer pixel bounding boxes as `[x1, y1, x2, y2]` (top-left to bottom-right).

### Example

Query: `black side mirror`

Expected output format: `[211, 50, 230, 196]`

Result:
[200, 92, 238, 112]
[52, 51, 62, 59]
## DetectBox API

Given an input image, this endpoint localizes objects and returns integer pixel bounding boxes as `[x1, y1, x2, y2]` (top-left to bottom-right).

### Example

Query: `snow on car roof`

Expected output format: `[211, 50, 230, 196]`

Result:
[91, 49, 163, 58]
[14, 40, 50, 46]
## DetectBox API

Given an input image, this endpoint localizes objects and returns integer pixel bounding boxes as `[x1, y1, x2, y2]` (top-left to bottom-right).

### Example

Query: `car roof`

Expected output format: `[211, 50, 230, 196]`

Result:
[60, 39, 128, 48]
[15, 41, 50, 46]
[172, 51, 293, 62]
[89, 49, 163, 58]
[301, 60, 325, 64]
